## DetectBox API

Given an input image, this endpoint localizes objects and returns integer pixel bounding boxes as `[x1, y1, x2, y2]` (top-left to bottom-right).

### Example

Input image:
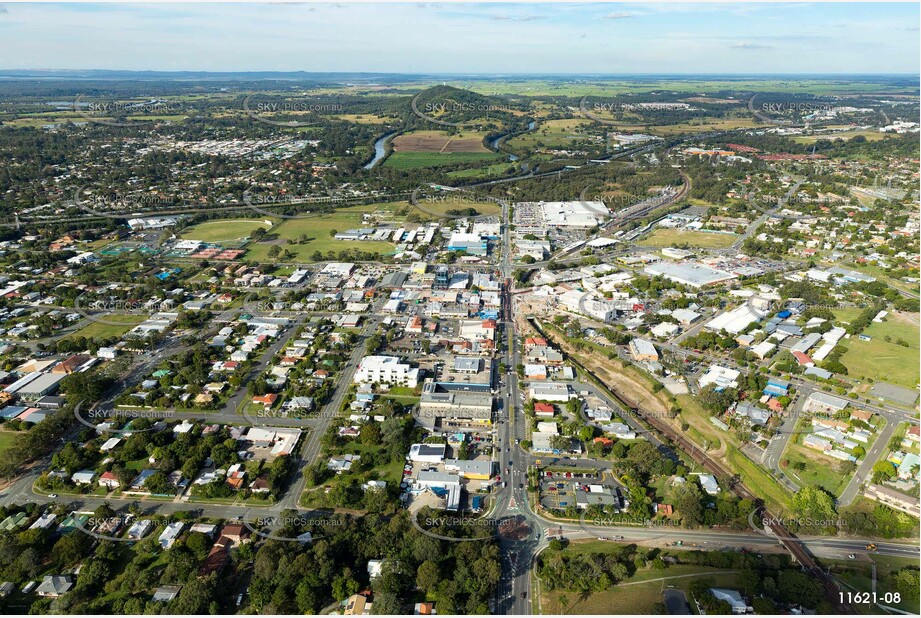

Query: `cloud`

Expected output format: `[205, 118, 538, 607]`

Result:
[489, 13, 545, 22]
[732, 41, 774, 49]
[603, 12, 633, 19]
[0, 5, 8, 15]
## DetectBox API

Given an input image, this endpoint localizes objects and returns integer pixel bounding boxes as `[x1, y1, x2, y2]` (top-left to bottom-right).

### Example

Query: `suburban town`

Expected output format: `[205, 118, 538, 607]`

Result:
[0, 3, 918, 617]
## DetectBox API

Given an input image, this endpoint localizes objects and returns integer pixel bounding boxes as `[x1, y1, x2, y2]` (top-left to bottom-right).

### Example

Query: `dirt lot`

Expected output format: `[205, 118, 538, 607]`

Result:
[392, 130, 490, 153]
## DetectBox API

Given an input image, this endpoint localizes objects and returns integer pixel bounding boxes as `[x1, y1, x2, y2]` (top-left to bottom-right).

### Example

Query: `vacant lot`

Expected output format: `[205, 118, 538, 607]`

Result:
[392, 130, 491, 153]
[336, 113, 397, 124]
[180, 219, 273, 243]
[637, 228, 739, 249]
[67, 315, 147, 340]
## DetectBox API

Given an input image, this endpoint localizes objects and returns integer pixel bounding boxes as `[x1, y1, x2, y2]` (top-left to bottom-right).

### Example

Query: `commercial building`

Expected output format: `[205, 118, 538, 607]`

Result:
[408, 443, 446, 464]
[704, 304, 762, 335]
[629, 338, 659, 362]
[443, 459, 494, 480]
[529, 382, 572, 402]
[353, 356, 420, 388]
[415, 471, 461, 511]
[644, 262, 737, 289]
[446, 233, 487, 256]
[802, 392, 849, 415]
[418, 382, 492, 430]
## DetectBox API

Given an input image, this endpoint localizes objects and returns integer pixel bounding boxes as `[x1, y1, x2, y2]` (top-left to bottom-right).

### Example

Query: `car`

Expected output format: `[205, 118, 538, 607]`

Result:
[236, 593, 244, 606]
[518, 483, 524, 489]
[48, 494, 58, 498]
[865, 544, 877, 552]
[847, 554, 857, 560]
[521, 592, 527, 599]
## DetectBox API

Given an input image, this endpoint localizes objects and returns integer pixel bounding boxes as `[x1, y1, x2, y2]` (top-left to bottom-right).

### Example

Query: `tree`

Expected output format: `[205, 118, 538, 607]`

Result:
[416, 560, 440, 592]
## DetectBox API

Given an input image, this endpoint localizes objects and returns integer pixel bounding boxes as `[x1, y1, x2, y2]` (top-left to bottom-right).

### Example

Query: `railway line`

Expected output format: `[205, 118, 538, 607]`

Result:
[527, 317, 856, 614]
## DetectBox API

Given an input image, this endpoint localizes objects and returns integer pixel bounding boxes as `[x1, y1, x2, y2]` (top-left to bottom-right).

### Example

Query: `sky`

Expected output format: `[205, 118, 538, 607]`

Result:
[0, 2, 918, 74]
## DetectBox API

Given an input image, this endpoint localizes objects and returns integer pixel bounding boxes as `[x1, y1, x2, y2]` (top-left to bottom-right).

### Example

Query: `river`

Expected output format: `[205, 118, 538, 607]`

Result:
[363, 131, 397, 170]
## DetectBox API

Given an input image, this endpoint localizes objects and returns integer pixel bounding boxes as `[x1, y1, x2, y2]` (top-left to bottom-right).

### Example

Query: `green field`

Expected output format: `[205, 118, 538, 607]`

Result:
[506, 118, 593, 150]
[637, 228, 740, 249]
[383, 151, 501, 170]
[66, 314, 147, 340]
[180, 219, 273, 243]
[0, 432, 19, 456]
[839, 316, 920, 388]
[538, 542, 743, 615]
[245, 208, 396, 262]
[791, 130, 888, 144]
[781, 442, 850, 496]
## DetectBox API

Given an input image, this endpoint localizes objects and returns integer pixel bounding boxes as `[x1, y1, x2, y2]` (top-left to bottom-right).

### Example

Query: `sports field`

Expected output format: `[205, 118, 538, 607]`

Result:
[180, 219, 273, 243]
[637, 228, 739, 249]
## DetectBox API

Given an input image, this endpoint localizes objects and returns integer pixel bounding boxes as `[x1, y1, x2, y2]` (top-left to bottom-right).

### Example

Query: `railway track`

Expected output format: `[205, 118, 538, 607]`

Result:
[528, 318, 855, 613]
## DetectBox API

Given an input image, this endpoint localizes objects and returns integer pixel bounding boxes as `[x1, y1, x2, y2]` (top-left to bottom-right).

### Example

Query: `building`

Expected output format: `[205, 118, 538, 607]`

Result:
[865, 484, 920, 517]
[698, 365, 741, 391]
[408, 443, 446, 464]
[629, 338, 659, 362]
[415, 471, 461, 511]
[418, 382, 492, 430]
[446, 232, 487, 256]
[529, 382, 571, 402]
[696, 474, 720, 496]
[704, 304, 762, 335]
[644, 262, 737, 289]
[158, 522, 185, 549]
[443, 459, 493, 480]
[36, 575, 73, 598]
[353, 356, 421, 388]
[709, 589, 751, 614]
[802, 392, 849, 415]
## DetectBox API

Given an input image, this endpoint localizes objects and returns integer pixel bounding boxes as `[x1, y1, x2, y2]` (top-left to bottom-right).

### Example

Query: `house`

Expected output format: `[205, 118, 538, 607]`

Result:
[152, 585, 182, 602]
[344, 594, 370, 615]
[865, 484, 920, 517]
[219, 522, 251, 545]
[802, 391, 849, 415]
[709, 588, 751, 614]
[897, 453, 920, 481]
[36, 575, 73, 598]
[696, 474, 720, 496]
[98, 471, 120, 489]
[252, 393, 278, 408]
[414, 602, 437, 615]
[71, 469, 96, 485]
[158, 522, 185, 549]
[534, 402, 555, 417]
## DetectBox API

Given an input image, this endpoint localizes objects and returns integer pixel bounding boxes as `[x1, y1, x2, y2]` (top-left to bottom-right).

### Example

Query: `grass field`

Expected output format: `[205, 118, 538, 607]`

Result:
[781, 442, 850, 496]
[538, 543, 743, 615]
[0, 432, 19, 456]
[791, 130, 888, 144]
[245, 208, 396, 261]
[180, 219, 273, 243]
[838, 316, 920, 388]
[66, 315, 147, 340]
[506, 118, 594, 150]
[637, 228, 739, 249]
[447, 161, 521, 179]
